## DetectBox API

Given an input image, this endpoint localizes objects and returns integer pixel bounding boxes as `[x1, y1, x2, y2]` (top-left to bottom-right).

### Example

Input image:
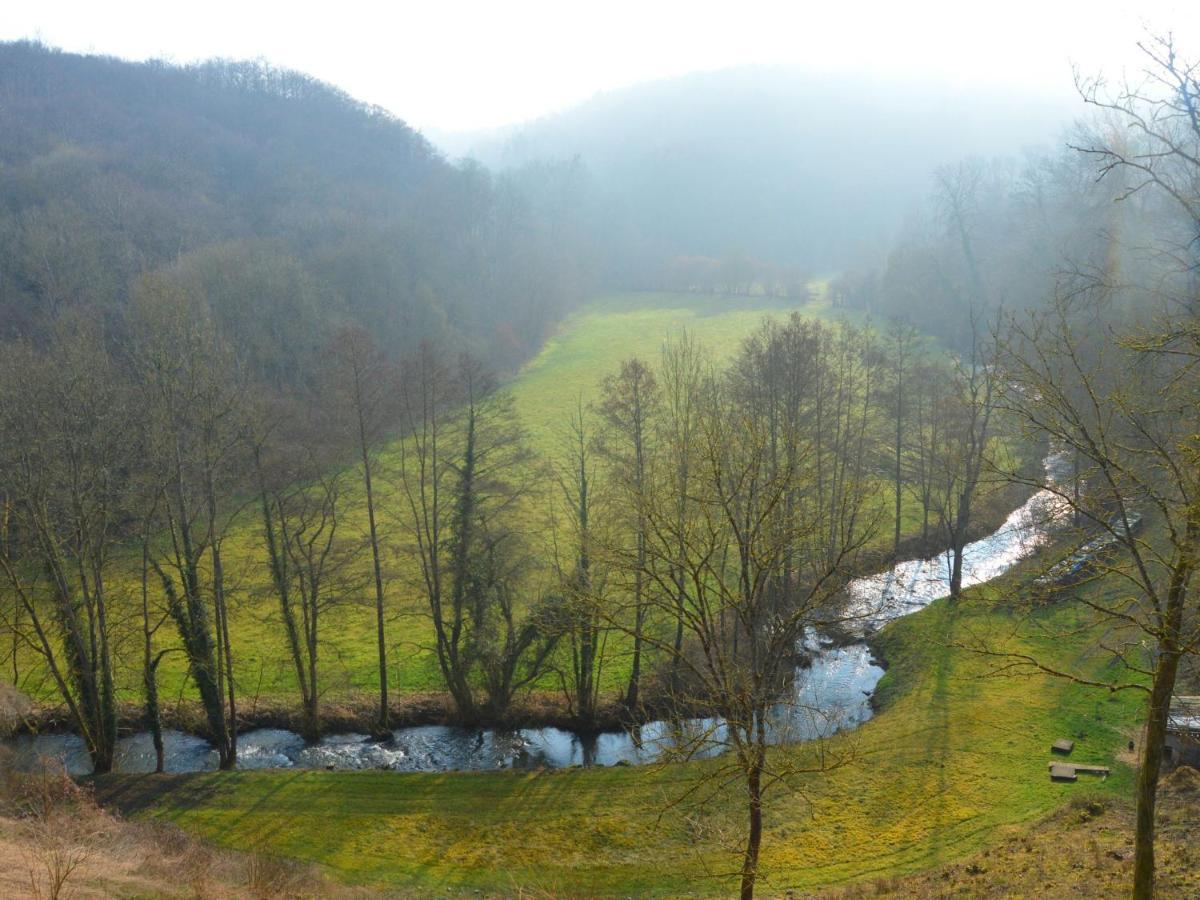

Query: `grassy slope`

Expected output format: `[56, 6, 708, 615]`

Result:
[97, 562, 1146, 895]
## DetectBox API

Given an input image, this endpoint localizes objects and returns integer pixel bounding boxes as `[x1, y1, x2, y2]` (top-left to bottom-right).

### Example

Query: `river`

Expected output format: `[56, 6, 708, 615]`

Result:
[4, 452, 1069, 776]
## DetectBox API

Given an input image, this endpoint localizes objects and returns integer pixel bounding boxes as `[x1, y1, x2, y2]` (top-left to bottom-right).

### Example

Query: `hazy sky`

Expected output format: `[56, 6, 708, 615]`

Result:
[4, 1, 1198, 133]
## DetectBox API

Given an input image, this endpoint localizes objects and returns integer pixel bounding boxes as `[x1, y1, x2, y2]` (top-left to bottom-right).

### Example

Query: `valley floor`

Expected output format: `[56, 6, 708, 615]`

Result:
[90, 562, 1151, 896]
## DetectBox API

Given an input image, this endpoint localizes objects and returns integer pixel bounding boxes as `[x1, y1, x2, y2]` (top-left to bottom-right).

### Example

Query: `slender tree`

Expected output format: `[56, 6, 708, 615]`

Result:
[884, 319, 920, 556]
[597, 358, 659, 711]
[614, 321, 881, 898]
[326, 326, 395, 734]
[550, 398, 610, 726]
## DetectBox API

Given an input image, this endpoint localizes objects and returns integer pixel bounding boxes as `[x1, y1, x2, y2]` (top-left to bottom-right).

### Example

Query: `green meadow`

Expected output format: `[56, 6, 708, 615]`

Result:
[76, 290, 1143, 895]
[99, 560, 1143, 895]
[11, 288, 1017, 710]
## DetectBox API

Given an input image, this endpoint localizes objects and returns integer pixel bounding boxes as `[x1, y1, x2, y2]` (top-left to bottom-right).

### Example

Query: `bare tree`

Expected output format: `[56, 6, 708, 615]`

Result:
[996, 288, 1198, 900]
[325, 326, 395, 734]
[549, 397, 611, 726]
[934, 320, 1000, 601]
[1070, 44, 1200, 900]
[129, 274, 248, 769]
[0, 324, 127, 773]
[883, 318, 921, 557]
[396, 347, 546, 720]
[253, 399, 356, 741]
[657, 332, 706, 689]
[613, 321, 880, 898]
[597, 358, 660, 711]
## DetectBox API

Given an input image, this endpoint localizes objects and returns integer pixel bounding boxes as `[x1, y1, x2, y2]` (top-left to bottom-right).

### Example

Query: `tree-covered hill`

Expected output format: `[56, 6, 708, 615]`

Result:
[0, 41, 592, 375]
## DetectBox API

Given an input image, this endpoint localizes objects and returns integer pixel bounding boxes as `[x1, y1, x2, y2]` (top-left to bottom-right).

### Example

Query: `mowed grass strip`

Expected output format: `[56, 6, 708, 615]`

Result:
[100, 566, 1145, 895]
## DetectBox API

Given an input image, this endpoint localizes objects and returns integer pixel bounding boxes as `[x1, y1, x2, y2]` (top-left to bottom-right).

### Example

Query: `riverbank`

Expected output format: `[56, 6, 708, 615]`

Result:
[9, 684, 715, 745]
[9, 450, 1041, 748]
[92, 567, 1145, 894]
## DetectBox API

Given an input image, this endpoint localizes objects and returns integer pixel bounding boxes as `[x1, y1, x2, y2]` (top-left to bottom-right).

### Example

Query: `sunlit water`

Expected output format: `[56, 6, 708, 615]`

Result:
[5, 453, 1066, 776]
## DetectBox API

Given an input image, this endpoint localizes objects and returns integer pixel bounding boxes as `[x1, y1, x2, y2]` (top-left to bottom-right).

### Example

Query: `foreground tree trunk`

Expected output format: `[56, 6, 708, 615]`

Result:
[1134, 645, 1180, 899]
[1133, 523, 1194, 900]
[740, 748, 765, 900]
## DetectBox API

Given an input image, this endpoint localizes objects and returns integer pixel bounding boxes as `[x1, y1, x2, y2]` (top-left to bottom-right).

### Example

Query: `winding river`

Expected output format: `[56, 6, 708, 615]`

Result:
[4, 452, 1070, 776]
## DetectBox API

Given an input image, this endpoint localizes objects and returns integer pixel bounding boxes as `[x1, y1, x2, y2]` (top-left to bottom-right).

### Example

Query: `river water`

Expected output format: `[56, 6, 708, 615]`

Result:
[4, 453, 1069, 776]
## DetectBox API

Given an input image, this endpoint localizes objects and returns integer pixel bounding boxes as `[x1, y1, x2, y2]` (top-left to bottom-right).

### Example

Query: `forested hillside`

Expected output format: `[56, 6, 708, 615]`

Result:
[0, 41, 592, 374]
[445, 68, 1072, 285]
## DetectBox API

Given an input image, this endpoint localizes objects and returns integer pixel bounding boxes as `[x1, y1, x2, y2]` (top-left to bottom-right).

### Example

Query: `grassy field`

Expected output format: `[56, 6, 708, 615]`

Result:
[8, 288, 941, 707]
[8, 288, 1027, 717]
[97, 559, 1147, 895]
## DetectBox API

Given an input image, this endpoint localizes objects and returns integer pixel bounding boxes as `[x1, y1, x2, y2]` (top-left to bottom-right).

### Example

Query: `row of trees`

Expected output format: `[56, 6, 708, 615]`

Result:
[657, 254, 812, 300]
[0, 291, 1002, 766]
[1, 298, 1012, 900]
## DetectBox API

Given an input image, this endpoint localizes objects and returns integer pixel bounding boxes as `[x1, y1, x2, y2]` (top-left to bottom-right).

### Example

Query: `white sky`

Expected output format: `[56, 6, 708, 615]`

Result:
[3, 1, 1198, 133]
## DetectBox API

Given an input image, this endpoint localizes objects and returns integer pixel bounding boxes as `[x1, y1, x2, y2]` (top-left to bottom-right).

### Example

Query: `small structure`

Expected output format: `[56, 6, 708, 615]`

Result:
[1047, 761, 1109, 781]
[1166, 696, 1200, 768]
[1051, 738, 1075, 754]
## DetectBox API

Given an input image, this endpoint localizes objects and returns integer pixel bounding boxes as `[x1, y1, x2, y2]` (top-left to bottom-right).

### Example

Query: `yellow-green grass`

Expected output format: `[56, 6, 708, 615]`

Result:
[97, 564, 1145, 895]
[7, 289, 1019, 709]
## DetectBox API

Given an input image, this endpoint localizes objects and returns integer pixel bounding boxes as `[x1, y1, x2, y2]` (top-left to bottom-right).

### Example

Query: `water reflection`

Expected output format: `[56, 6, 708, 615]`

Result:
[3, 643, 883, 776]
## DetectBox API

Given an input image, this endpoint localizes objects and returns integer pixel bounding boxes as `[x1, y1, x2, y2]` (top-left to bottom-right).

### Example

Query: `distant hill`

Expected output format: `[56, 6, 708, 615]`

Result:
[0, 42, 590, 376]
[440, 67, 1074, 278]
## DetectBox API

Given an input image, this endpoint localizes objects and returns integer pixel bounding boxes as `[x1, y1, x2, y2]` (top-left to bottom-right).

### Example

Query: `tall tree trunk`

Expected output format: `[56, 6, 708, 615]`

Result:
[625, 553, 644, 710]
[1133, 524, 1194, 900]
[211, 541, 237, 769]
[1134, 644, 1180, 900]
[141, 537, 165, 773]
[740, 753, 764, 900]
[360, 423, 389, 734]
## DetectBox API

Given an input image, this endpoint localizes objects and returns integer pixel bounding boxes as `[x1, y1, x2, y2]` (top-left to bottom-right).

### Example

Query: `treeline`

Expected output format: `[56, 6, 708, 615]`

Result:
[831, 140, 1166, 351]
[0, 292, 1003, 777]
[656, 254, 812, 299]
[0, 41, 593, 374]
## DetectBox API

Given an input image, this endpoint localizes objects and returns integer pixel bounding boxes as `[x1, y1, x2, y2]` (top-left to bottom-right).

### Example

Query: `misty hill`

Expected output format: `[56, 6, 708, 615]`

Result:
[443, 68, 1073, 277]
[0, 42, 589, 377]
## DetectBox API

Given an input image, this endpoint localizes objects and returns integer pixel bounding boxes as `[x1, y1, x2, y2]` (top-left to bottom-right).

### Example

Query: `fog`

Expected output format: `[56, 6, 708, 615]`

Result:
[439, 67, 1074, 271]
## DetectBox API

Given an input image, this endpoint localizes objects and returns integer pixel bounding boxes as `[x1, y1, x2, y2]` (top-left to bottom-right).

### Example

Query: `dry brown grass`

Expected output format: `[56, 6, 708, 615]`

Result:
[0, 681, 32, 736]
[0, 752, 370, 898]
